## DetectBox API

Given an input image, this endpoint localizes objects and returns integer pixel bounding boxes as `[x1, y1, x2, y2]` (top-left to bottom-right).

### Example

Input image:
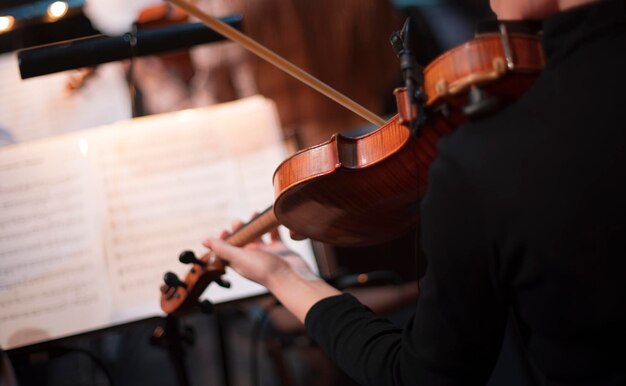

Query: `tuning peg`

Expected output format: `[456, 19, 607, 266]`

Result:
[215, 277, 231, 288]
[198, 299, 214, 314]
[163, 271, 187, 289]
[179, 250, 207, 266]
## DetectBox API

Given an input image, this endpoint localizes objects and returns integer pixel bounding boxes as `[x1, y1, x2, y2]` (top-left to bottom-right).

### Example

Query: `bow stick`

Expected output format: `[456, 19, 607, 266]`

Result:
[166, 0, 386, 127]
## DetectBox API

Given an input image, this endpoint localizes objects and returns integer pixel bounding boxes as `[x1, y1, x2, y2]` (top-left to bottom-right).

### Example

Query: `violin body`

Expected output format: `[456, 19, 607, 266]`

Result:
[273, 115, 431, 246]
[273, 31, 544, 246]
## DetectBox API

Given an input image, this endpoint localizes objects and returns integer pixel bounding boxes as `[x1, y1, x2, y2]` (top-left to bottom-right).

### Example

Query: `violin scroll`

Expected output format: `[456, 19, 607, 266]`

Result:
[160, 207, 280, 315]
[160, 250, 227, 315]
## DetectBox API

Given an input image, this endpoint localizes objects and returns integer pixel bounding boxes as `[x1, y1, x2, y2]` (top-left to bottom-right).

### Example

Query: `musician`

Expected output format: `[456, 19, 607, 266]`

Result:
[205, 0, 626, 384]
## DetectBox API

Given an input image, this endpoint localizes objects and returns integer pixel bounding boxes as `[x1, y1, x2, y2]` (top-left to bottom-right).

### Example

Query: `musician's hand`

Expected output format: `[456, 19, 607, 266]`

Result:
[205, 220, 339, 324]
[202, 222, 317, 287]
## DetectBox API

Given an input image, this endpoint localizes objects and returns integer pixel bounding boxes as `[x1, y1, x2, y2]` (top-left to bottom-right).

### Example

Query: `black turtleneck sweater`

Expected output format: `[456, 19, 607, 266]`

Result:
[305, 1, 626, 385]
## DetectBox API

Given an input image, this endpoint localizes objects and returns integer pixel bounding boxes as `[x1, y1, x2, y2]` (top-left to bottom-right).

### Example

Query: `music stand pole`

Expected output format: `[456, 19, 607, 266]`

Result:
[151, 315, 193, 386]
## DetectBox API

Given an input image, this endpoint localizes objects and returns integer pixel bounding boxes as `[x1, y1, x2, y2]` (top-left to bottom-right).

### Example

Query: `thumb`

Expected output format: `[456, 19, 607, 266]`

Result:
[203, 238, 241, 264]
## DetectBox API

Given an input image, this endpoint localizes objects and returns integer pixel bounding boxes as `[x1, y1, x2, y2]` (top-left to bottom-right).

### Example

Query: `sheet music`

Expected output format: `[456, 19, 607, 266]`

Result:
[0, 96, 318, 349]
[0, 137, 111, 349]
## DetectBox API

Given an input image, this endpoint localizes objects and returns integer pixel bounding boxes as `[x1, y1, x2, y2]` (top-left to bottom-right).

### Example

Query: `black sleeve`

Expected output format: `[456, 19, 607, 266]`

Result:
[305, 151, 508, 386]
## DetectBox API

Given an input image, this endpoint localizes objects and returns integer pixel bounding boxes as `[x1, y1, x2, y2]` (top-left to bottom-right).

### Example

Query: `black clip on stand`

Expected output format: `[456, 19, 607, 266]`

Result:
[390, 18, 426, 136]
[150, 314, 196, 386]
[152, 253, 232, 386]
[151, 302, 229, 386]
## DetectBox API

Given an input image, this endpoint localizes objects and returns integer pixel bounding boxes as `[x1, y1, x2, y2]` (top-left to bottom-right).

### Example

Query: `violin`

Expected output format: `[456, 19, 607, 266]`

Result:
[159, 0, 544, 315]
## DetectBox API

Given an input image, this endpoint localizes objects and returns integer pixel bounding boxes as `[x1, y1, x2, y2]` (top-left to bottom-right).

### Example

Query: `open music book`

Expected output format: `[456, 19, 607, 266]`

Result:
[0, 96, 317, 350]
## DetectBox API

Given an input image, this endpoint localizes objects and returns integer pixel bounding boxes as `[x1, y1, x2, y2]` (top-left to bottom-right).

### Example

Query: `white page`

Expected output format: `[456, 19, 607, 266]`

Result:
[0, 53, 131, 145]
[0, 136, 111, 349]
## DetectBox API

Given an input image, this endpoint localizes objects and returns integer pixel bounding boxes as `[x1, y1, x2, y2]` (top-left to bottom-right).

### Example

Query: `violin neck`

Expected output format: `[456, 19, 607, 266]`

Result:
[224, 206, 279, 246]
